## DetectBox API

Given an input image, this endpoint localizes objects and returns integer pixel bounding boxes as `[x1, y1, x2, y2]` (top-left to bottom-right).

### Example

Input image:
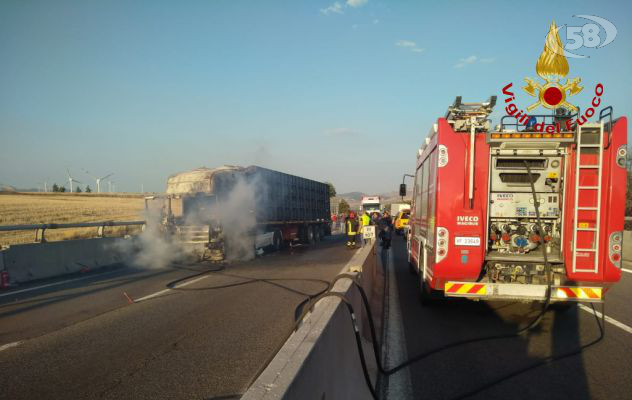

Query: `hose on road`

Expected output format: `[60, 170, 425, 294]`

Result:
[292, 162, 605, 399]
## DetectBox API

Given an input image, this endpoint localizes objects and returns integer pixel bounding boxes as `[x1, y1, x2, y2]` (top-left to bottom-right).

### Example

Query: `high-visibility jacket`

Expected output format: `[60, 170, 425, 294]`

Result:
[361, 214, 370, 227]
[346, 219, 359, 235]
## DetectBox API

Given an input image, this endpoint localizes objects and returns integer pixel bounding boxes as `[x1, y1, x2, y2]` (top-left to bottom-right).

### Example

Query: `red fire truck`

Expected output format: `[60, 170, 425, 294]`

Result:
[404, 97, 627, 304]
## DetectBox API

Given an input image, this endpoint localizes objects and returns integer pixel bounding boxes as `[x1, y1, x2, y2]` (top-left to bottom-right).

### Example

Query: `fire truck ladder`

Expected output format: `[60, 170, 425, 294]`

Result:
[572, 122, 604, 274]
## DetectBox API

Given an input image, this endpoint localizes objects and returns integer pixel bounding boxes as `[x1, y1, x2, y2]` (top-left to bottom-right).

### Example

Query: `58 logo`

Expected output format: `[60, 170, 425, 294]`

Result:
[547, 15, 617, 59]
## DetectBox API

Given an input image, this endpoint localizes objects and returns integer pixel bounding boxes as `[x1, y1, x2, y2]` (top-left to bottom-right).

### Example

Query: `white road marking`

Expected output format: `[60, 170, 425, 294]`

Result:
[621, 268, 632, 274]
[0, 270, 121, 298]
[578, 304, 632, 335]
[134, 274, 210, 302]
[0, 341, 22, 352]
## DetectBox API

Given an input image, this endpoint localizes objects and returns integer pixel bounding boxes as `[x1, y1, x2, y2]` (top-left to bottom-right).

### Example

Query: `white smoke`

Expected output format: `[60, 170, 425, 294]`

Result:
[110, 200, 186, 269]
[112, 176, 260, 268]
[215, 177, 257, 262]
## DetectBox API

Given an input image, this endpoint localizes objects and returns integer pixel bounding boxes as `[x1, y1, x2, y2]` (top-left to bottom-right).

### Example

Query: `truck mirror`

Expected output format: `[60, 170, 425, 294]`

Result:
[399, 183, 407, 197]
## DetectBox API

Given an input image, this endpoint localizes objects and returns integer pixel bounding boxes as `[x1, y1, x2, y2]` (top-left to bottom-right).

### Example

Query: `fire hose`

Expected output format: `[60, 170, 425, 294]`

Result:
[289, 161, 605, 399]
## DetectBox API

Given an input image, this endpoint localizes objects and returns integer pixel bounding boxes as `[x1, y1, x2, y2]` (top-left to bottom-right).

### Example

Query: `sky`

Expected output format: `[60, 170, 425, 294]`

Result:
[1, 0, 631, 194]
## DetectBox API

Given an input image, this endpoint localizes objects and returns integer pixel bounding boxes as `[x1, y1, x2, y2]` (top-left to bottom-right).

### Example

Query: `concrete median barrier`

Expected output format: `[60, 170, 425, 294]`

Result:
[0, 237, 129, 284]
[242, 241, 384, 400]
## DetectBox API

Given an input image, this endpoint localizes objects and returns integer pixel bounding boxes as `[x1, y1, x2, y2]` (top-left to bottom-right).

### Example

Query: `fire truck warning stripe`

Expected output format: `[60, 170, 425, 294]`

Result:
[445, 283, 486, 295]
[467, 284, 486, 294]
[446, 283, 463, 293]
[556, 287, 602, 299]
[558, 287, 575, 298]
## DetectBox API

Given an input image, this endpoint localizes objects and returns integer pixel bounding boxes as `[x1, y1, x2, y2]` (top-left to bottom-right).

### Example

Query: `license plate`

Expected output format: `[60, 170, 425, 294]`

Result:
[455, 236, 480, 246]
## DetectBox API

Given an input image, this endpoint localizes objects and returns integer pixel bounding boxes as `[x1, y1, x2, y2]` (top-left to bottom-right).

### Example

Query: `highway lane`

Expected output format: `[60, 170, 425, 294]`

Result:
[382, 235, 632, 400]
[0, 234, 355, 399]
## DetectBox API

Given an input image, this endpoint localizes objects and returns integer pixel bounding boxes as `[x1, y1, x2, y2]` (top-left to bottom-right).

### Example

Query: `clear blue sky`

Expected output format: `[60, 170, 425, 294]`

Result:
[1, 0, 631, 194]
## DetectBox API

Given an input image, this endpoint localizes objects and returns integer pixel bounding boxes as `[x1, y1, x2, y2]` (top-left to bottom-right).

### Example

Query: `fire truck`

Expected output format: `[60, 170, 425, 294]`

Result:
[404, 97, 627, 304]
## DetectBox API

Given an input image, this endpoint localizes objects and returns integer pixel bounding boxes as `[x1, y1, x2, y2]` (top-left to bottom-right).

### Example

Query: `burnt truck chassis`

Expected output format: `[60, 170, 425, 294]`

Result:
[145, 165, 332, 262]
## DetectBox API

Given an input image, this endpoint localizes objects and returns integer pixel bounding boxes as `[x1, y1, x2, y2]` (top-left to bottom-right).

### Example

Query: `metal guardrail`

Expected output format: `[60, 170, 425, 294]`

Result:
[0, 220, 146, 243]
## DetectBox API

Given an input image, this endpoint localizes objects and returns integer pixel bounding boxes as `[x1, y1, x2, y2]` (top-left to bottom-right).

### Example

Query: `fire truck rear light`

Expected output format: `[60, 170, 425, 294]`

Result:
[617, 145, 627, 168]
[502, 133, 511, 138]
[530, 235, 541, 243]
[438, 145, 449, 167]
[522, 134, 532, 138]
[544, 235, 552, 242]
[491, 133, 501, 139]
[610, 231, 623, 268]
[553, 133, 562, 138]
[543, 133, 552, 138]
[563, 133, 574, 138]
[502, 233, 510, 242]
[436, 227, 449, 264]
[511, 133, 521, 138]
[532, 133, 542, 138]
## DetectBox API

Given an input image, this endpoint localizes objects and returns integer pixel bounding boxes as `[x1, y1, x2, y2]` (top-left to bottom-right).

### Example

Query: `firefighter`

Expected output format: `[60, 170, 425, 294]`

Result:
[361, 211, 371, 245]
[346, 212, 359, 248]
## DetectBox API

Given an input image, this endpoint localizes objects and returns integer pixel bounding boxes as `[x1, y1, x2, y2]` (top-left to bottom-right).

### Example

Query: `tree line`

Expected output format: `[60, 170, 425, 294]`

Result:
[50, 184, 92, 193]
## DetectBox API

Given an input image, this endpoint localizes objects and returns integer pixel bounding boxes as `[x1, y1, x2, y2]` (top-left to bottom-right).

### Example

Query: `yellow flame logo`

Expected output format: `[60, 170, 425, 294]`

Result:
[523, 20, 583, 112]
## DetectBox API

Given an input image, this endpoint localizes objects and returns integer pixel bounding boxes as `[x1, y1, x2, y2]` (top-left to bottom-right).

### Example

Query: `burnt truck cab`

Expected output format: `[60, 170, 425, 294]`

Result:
[407, 97, 626, 303]
[145, 166, 245, 262]
[146, 165, 332, 262]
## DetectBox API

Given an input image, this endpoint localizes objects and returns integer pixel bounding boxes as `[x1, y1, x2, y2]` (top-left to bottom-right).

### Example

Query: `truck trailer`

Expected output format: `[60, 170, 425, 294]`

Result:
[145, 165, 331, 262]
[404, 96, 626, 304]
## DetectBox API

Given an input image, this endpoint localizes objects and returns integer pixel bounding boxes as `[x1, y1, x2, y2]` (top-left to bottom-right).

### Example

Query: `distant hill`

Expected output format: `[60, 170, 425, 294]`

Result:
[338, 192, 366, 202]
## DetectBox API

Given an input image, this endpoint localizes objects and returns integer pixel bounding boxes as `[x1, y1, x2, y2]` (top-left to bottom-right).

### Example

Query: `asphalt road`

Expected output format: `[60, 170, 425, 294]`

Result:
[381, 235, 632, 400]
[0, 235, 354, 400]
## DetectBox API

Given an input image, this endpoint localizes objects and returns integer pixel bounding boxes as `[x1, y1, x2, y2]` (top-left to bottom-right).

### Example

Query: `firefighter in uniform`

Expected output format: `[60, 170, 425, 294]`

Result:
[346, 212, 359, 248]
[361, 211, 371, 245]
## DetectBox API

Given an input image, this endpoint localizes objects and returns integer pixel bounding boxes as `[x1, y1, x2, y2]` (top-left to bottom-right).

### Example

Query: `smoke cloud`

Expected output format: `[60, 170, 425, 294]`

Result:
[112, 176, 260, 268]
[215, 177, 257, 262]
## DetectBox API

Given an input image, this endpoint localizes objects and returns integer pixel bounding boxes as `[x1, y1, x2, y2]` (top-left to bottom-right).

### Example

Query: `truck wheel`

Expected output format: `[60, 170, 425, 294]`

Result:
[315, 225, 324, 242]
[272, 230, 283, 252]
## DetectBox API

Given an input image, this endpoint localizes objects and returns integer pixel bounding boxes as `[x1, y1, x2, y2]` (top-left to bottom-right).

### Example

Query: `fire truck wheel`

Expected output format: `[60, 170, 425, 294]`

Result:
[419, 277, 442, 306]
[408, 260, 417, 275]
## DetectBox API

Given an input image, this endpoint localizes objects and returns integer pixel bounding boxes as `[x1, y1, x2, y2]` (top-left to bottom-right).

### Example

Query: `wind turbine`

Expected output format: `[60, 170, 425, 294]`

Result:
[37, 179, 49, 192]
[108, 180, 115, 193]
[83, 169, 113, 193]
[66, 169, 82, 193]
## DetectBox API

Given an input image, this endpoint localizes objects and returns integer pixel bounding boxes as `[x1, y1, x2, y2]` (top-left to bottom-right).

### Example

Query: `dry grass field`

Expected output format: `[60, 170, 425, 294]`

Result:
[0, 193, 146, 246]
